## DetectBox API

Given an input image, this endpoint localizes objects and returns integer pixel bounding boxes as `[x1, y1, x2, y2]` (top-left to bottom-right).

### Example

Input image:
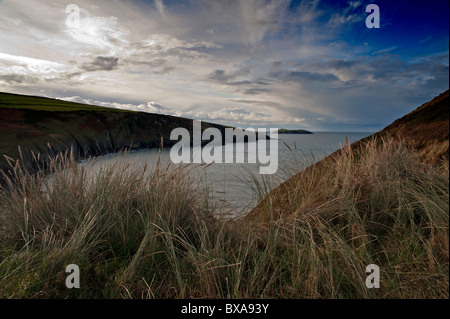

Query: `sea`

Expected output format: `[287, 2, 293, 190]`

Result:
[80, 132, 372, 217]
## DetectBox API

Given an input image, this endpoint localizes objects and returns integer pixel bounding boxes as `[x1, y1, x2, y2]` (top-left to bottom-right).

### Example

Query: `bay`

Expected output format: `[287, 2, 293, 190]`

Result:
[81, 132, 371, 217]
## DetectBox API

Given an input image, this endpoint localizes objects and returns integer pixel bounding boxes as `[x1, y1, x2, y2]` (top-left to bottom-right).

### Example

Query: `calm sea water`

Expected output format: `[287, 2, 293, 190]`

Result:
[82, 132, 371, 217]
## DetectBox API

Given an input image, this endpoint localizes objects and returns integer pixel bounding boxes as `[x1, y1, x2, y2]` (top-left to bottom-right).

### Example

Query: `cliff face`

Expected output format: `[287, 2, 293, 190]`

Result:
[0, 92, 229, 180]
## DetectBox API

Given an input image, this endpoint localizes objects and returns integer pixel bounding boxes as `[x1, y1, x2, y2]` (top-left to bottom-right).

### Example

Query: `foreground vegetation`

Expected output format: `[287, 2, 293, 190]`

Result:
[0, 137, 448, 298]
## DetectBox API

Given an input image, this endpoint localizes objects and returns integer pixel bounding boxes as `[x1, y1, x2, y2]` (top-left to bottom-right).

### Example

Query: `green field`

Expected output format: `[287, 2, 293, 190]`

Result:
[0, 92, 131, 113]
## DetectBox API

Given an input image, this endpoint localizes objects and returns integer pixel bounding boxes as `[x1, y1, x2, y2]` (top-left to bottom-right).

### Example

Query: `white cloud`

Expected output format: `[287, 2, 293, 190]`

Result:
[64, 9, 130, 53]
[147, 101, 169, 112]
[0, 52, 65, 74]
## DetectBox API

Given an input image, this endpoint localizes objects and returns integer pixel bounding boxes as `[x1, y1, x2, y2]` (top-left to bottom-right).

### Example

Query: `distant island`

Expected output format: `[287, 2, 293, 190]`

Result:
[277, 128, 313, 134]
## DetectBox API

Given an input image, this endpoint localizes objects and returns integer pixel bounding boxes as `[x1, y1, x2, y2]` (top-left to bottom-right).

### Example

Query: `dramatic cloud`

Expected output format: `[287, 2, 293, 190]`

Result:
[0, 0, 448, 131]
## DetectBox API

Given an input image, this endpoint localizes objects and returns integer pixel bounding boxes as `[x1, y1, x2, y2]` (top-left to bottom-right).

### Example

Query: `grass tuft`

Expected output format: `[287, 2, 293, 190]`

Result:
[0, 137, 448, 298]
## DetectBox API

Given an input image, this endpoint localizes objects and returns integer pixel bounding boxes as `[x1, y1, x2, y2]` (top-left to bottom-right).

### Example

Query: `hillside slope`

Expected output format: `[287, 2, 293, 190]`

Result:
[0, 92, 229, 179]
[246, 90, 449, 222]
[378, 90, 449, 162]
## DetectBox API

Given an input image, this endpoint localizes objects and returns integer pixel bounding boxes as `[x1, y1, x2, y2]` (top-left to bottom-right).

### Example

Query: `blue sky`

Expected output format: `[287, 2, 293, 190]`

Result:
[0, 0, 448, 131]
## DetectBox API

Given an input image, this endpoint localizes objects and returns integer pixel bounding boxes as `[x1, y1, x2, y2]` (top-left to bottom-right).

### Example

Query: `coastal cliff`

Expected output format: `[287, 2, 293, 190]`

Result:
[0, 92, 230, 179]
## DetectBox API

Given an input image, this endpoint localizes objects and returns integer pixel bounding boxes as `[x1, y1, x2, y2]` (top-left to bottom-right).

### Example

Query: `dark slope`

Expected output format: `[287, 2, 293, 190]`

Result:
[0, 92, 229, 180]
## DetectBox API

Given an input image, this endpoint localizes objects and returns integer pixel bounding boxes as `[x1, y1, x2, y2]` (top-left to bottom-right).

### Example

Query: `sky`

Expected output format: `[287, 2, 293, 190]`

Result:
[0, 0, 448, 131]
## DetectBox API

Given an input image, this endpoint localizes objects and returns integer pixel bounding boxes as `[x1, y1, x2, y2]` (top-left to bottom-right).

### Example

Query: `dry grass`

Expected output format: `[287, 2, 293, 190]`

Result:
[246, 136, 449, 298]
[0, 137, 448, 298]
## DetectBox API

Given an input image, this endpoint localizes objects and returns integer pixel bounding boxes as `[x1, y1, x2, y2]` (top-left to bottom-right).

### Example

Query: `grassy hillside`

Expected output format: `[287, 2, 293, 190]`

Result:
[0, 92, 129, 112]
[379, 90, 449, 163]
[247, 90, 449, 221]
[0, 92, 230, 181]
[243, 92, 449, 297]
[0, 136, 447, 299]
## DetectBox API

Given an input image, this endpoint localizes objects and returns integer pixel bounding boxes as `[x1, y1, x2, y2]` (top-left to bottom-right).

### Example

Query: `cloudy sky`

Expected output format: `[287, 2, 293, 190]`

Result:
[0, 0, 448, 131]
